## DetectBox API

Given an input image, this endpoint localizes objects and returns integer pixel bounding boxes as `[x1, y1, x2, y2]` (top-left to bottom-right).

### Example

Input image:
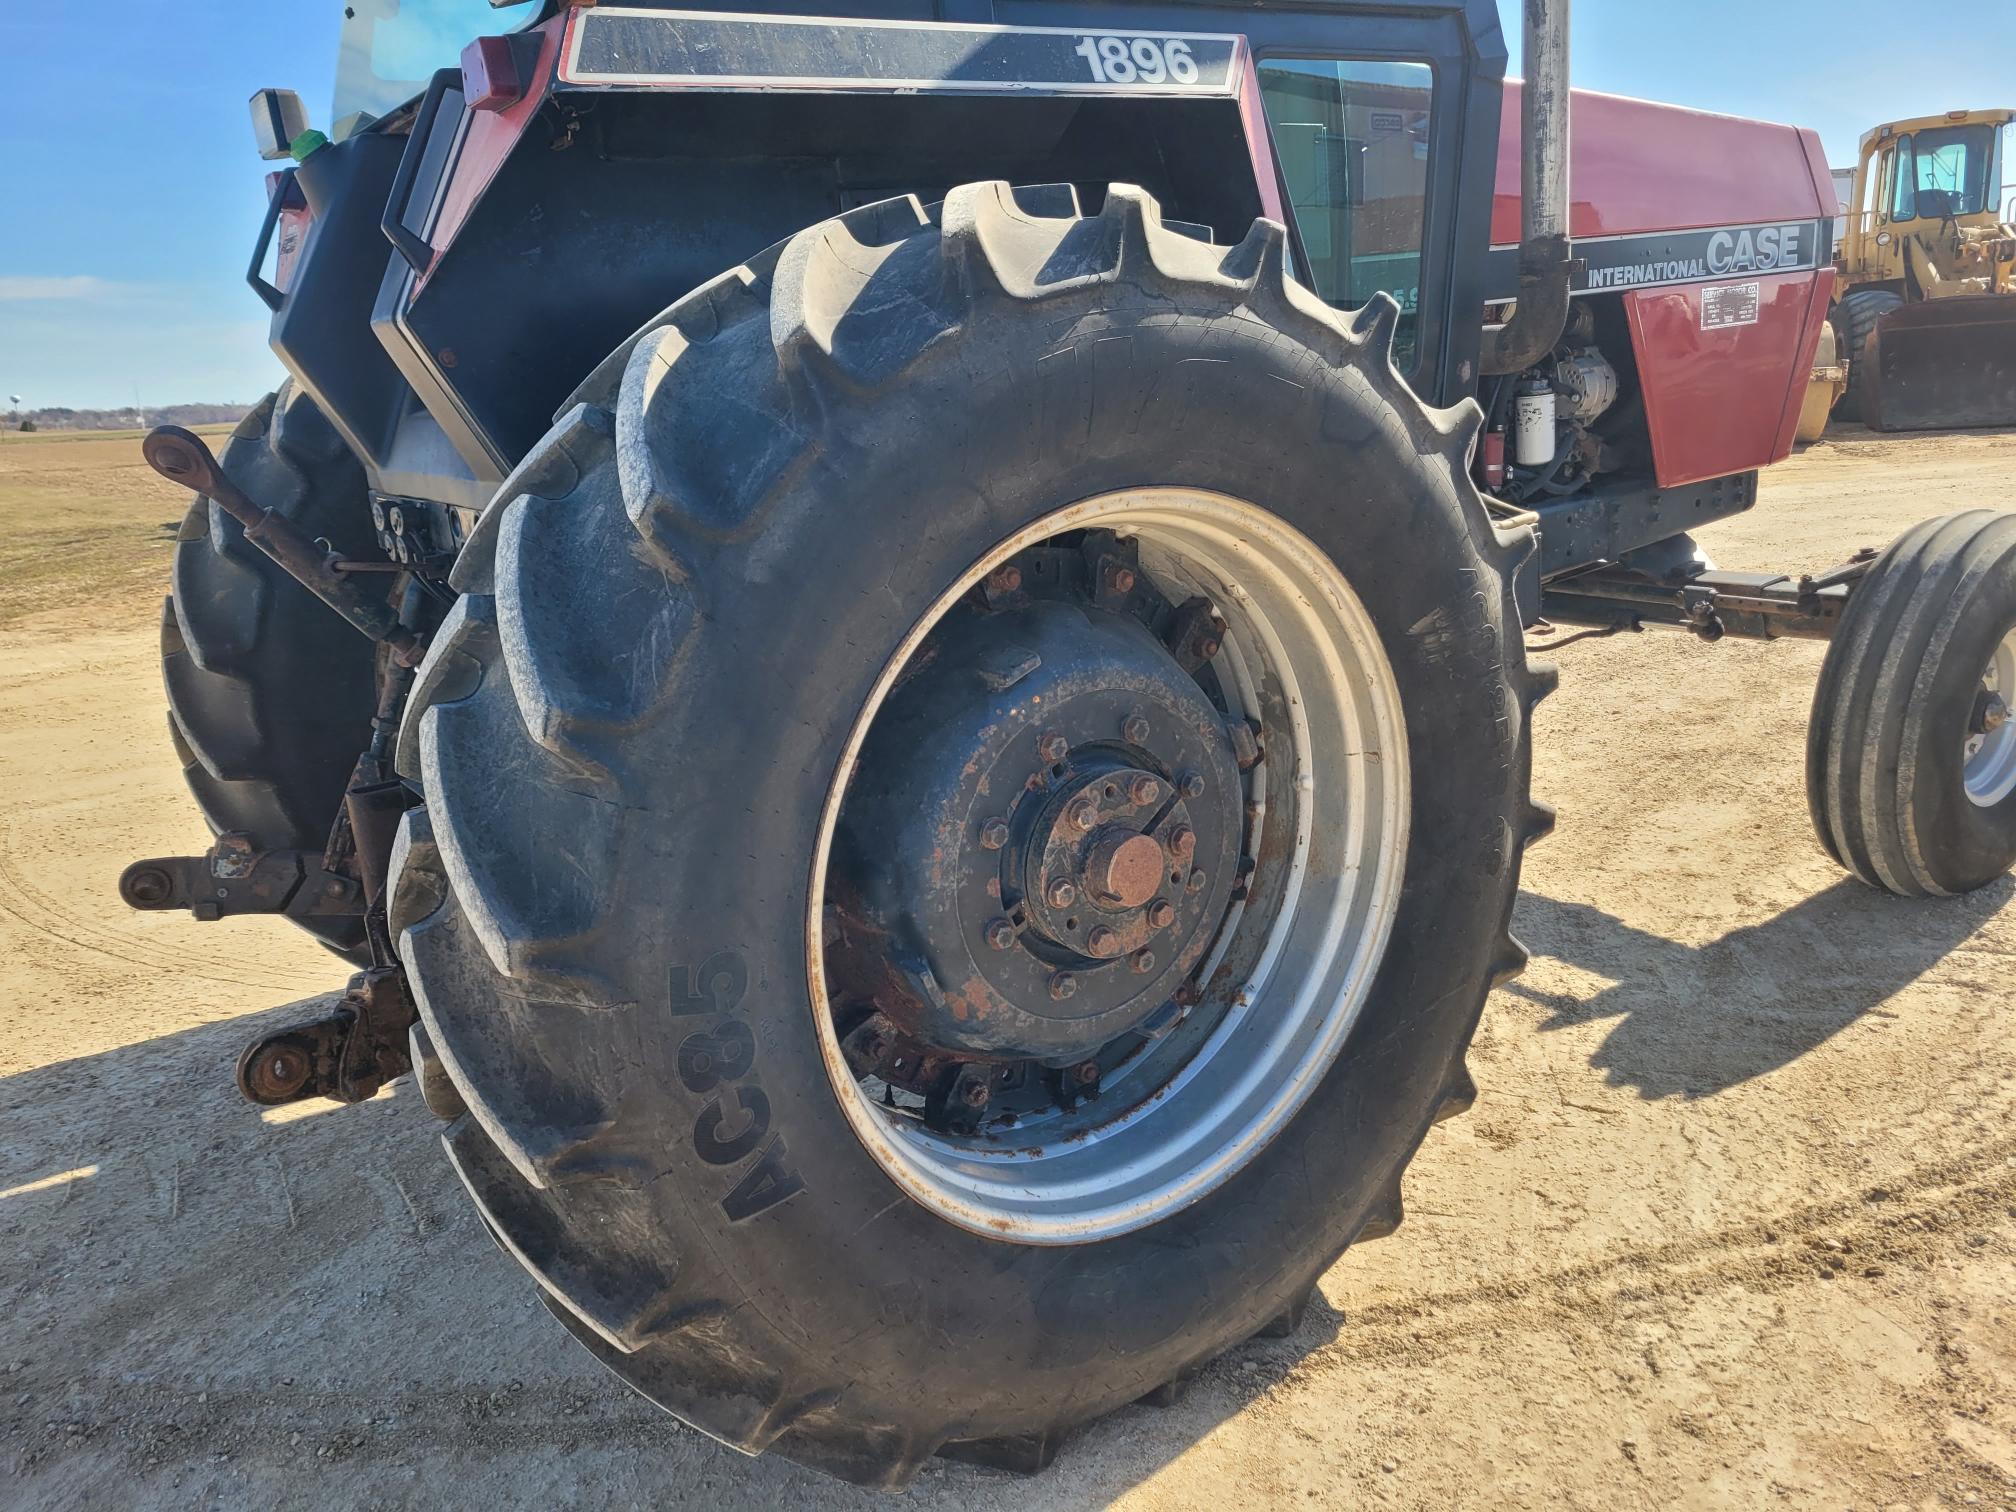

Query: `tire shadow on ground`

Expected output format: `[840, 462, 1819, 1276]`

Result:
[0, 995, 1352, 1510]
[1504, 876, 2015, 1098]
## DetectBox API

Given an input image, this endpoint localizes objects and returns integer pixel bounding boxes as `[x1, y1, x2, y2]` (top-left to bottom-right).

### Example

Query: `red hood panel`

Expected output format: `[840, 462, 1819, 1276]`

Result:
[1492, 84, 1834, 244]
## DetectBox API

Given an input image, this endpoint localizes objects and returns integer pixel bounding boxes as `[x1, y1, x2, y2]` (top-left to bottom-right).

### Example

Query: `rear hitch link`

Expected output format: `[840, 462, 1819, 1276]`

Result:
[139, 424, 427, 667]
[135, 425, 432, 1108]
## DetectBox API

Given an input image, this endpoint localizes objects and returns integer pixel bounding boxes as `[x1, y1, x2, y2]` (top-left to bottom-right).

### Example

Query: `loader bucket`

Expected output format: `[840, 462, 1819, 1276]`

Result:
[1860, 294, 2016, 432]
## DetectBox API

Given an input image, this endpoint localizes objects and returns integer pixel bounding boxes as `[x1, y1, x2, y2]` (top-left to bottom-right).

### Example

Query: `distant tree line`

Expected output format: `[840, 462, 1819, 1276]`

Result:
[11, 403, 248, 432]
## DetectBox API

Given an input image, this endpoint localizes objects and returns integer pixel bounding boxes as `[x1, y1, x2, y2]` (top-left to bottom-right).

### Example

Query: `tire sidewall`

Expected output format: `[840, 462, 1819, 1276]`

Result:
[1909, 573, 2016, 889]
[580, 294, 1524, 1420]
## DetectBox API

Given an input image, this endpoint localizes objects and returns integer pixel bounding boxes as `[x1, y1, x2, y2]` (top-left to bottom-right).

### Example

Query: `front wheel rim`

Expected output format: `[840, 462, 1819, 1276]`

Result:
[807, 489, 1410, 1244]
[1964, 626, 2016, 808]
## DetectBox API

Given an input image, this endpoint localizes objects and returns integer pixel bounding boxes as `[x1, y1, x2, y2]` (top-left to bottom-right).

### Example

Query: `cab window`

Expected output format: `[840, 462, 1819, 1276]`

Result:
[1889, 135, 1917, 220]
[1258, 59, 1435, 370]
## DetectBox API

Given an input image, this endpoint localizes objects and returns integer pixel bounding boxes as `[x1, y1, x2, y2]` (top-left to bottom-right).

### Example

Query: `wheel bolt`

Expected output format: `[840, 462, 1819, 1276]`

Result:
[961, 1078, 992, 1109]
[1128, 774, 1162, 806]
[1187, 868, 1207, 893]
[1129, 949, 1156, 974]
[1038, 730, 1069, 763]
[1197, 636, 1221, 660]
[1179, 771, 1206, 799]
[984, 917, 1015, 951]
[1074, 1059, 1100, 1086]
[979, 818, 1010, 850]
[1166, 825, 1197, 861]
[1045, 877, 1077, 908]
[984, 563, 1023, 596]
[1106, 564, 1137, 595]
[1067, 798, 1099, 832]
[1146, 899, 1176, 930]
[1087, 926, 1120, 957]
[1122, 714, 1151, 744]
[1049, 971, 1078, 1001]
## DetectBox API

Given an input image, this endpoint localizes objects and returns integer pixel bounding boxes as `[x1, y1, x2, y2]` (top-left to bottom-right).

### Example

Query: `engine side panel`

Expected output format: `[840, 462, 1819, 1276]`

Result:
[1624, 267, 1835, 489]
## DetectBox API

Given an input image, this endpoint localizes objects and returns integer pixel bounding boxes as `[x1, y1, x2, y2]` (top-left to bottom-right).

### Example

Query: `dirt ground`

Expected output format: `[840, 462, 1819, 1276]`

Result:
[4, 426, 2016, 1510]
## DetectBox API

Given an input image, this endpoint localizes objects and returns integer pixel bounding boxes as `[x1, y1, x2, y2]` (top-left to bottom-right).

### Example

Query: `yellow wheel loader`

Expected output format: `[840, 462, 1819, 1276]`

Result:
[1833, 108, 2016, 431]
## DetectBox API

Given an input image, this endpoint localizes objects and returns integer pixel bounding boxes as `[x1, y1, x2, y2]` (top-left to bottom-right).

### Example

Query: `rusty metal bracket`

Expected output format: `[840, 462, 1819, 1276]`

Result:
[119, 831, 363, 922]
[236, 966, 417, 1106]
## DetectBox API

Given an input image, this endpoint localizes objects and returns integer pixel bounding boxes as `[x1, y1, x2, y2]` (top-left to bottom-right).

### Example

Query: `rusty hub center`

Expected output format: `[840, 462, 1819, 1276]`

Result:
[1086, 829, 1164, 906]
[832, 596, 1246, 1064]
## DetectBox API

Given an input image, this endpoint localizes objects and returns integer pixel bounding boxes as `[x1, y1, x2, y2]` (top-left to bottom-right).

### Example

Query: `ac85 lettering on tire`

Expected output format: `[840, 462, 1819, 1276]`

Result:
[669, 954, 808, 1221]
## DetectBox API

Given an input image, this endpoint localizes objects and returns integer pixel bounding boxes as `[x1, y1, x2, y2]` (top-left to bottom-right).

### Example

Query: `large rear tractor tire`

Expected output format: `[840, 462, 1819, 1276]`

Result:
[1835, 286, 1904, 423]
[388, 184, 1553, 1485]
[1808, 510, 2016, 895]
[162, 385, 381, 960]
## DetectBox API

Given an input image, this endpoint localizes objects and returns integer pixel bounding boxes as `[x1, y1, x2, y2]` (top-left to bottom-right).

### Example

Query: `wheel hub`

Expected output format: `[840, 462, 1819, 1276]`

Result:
[834, 596, 1242, 1062]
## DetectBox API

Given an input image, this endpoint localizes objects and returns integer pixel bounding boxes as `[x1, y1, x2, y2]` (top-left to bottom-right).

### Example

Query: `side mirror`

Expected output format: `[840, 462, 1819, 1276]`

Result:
[249, 88, 309, 162]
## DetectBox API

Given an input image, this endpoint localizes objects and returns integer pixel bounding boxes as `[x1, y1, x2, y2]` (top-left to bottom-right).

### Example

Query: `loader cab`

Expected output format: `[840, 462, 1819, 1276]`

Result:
[1843, 109, 2016, 289]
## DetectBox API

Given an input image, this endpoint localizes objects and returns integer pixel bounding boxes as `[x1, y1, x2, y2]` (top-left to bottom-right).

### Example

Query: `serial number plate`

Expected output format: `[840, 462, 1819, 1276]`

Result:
[563, 7, 1244, 96]
[1701, 281, 1761, 330]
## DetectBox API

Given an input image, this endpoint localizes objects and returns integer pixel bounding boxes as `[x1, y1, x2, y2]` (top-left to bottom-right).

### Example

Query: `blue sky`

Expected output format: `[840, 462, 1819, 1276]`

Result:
[2, 0, 2011, 409]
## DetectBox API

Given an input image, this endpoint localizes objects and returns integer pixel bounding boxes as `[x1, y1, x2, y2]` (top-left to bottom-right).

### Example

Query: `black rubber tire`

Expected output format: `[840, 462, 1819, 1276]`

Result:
[163, 385, 380, 960]
[1836, 286, 1904, 422]
[388, 184, 1555, 1486]
[1808, 510, 2016, 896]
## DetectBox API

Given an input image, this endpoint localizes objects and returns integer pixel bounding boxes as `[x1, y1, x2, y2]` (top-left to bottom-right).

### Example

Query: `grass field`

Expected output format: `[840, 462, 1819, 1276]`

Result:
[0, 424, 236, 628]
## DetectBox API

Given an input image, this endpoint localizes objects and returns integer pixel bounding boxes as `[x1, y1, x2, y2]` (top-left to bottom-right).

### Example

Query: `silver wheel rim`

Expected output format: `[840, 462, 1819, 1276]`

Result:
[1964, 626, 2016, 807]
[807, 489, 1410, 1244]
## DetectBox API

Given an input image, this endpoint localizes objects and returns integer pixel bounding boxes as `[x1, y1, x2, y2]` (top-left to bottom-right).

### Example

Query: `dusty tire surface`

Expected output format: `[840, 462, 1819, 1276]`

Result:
[1808, 510, 2016, 896]
[162, 385, 380, 959]
[1835, 286, 1904, 425]
[390, 184, 1549, 1485]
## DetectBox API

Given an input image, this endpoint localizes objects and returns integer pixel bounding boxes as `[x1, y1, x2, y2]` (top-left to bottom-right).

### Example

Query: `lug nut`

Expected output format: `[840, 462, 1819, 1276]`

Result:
[1129, 949, 1156, 974]
[961, 1078, 993, 1109]
[1067, 798, 1099, 833]
[984, 917, 1015, 951]
[979, 817, 1010, 850]
[1049, 971, 1078, 1001]
[1166, 825, 1197, 861]
[1197, 636, 1221, 660]
[1038, 730, 1069, 763]
[1187, 868, 1207, 893]
[1086, 926, 1120, 957]
[1105, 564, 1137, 595]
[1179, 771, 1206, 799]
[1074, 1059, 1100, 1086]
[1147, 899, 1176, 930]
[1046, 877, 1077, 908]
[1122, 714, 1151, 745]
[984, 563, 1023, 597]
[1128, 774, 1162, 806]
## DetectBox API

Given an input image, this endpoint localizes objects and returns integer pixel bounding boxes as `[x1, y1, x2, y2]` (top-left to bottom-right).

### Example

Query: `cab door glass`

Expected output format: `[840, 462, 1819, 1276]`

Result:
[1889, 135, 1917, 220]
[1258, 59, 1435, 370]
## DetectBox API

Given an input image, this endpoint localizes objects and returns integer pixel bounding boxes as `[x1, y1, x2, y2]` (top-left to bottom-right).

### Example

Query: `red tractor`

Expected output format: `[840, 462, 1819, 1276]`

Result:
[126, 0, 2016, 1485]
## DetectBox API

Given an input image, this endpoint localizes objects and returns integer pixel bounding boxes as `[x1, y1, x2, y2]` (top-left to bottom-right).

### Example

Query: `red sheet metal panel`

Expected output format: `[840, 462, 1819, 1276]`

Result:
[1492, 85, 1834, 241]
[1625, 268, 1835, 489]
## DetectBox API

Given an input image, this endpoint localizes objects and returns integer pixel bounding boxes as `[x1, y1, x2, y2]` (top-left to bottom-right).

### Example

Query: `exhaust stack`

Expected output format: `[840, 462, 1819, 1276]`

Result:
[1481, 0, 1574, 376]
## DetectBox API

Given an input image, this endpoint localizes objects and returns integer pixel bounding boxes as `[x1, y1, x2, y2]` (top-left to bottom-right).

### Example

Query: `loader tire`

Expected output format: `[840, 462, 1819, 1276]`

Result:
[162, 384, 380, 959]
[1808, 510, 2016, 895]
[1836, 287, 1903, 422]
[389, 184, 1552, 1487]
